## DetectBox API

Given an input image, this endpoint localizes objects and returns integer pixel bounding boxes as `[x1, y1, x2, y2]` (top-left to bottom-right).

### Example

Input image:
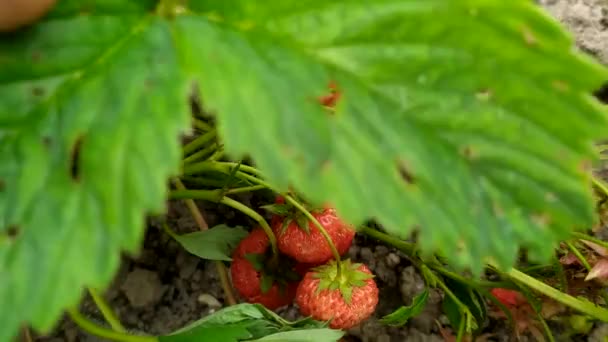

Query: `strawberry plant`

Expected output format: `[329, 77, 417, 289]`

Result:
[3, 0, 608, 341]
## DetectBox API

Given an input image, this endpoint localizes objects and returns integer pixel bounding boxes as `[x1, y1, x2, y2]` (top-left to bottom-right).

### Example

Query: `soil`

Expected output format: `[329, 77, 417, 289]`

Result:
[29, 1, 608, 341]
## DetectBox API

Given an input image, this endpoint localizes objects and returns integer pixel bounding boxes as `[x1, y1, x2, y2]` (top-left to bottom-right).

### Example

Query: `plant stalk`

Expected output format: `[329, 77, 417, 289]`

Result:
[172, 179, 237, 305]
[219, 196, 279, 258]
[182, 130, 216, 156]
[88, 288, 125, 332]
[67, 309, 156, 342]
[505, 268, 608, 321]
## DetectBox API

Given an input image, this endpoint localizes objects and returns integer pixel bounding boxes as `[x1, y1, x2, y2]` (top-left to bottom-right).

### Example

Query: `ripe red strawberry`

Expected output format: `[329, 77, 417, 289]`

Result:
[296, 259, 379, 329]
[230, 228, 299, 309]
[490, 288, 527, 308]
[264, 196, 356, 264]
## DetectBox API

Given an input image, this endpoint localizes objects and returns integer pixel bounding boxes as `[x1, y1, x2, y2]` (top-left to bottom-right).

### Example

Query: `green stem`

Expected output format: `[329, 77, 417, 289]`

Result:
[565, 241, 591, 271]
[183, 143, 218, 165]
[283, 195, 342, 265]
[208, 148, 225, 161]
[360, 226, 507, 288]
[88, 288, 125, 332]
[456, 316, 465, 342]
[359, 226, 416, 254]
[161, 222, 179, 240]
[219, 196, 279, 258]
[592, 175, 608, 197]
[193, 118, 212, 132]
[67, 308, 156, 342]
[182, 161, 228, 176]
[208, 166, 343, 273]
[213, 162, 263, 176]
[167, 187, 278, 258]
[182, 161, 262, 177]
[169, 189, 222, 201]
[505, 268, 608, 321]
[180, 176, 233, 188]
[183, 130, 216, 156]
[225, 185, 267, 194]
[572, 232, 608, 250]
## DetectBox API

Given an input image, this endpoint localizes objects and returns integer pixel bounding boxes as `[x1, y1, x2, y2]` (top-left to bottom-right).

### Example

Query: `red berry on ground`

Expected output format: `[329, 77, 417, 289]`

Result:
[296, 259, 379, 329]
[230, 228, 298, 309]
[490, 288, 527, 308]
[273, 207, 355, 264]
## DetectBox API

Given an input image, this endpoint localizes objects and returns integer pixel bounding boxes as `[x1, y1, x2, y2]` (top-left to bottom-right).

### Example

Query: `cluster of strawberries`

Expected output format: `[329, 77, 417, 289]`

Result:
[229, 196, 379, 329]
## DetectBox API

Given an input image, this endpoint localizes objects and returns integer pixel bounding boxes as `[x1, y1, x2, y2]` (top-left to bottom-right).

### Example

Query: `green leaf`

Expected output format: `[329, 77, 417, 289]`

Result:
[159, 323, 253, 342]
[380, 289, 429, 326]
[249, 329, 344, 342]
[174, 224, 248, 261]
[163, 303, 342, 341]
[0, 3, 190, 340]
[169, 303, 279, 338]
[441, 279, 487, 333]
[179, 0, 608, 274]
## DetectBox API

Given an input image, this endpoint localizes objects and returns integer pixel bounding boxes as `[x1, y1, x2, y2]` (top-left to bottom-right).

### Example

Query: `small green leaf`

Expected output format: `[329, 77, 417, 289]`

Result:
[160, 323, 253, 342]
[174, 224, 248, 261]
[295, 214, 310, 234]
[260, 273, 275, 294]
[249, 328, 344, 342]
[164, 303, 340, 341]
[261, 203, 291, 216]
[380, 289, 429, 326]
[244, 253, 266, 271]
[442, 294, 462, 333]
[169, 304, 277, 337]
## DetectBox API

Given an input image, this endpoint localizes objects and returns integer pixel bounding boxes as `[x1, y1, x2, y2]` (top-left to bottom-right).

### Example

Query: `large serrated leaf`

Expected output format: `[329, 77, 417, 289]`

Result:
[181, 0, 608, 271]
[0, 2, 190, 340]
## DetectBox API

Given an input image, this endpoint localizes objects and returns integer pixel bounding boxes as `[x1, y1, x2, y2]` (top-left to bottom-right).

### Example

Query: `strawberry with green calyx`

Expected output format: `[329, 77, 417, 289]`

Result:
[296, 259, 379, 329]
[230, 228, 300, 309]
[263, 195, 356, 264]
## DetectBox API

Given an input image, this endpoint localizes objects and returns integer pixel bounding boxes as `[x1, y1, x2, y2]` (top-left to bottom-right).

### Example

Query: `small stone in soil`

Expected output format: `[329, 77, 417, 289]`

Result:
[176, 250, 199, 279]
[121, 268, 165, 308]
[385, 253, 401, 268]
[197, 293, 222, 309]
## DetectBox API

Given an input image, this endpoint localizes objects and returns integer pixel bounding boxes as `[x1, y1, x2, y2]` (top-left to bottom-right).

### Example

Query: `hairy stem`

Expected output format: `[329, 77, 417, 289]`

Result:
[173, 179, 210, 230]
[283, 194, 343, 275]
[183, 143, 218, 165]
[193, 118, 212, 132]
[505, 268, 608, 321]
[67, 309, 156, 342]
[564, 241, 591, 271]
[225, 185, 267, 194]
[360, 226, 507, 288]
[182, 130, 216, 156]
[219, 196, 278, 258]
[572, 232, 608, 250]
[88, 288, 125, 332]
[592, 175, 608, 198]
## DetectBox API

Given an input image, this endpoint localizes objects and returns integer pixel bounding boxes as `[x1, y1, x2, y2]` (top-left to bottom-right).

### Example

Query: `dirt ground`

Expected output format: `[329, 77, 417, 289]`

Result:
[30, 1, 608, 341]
